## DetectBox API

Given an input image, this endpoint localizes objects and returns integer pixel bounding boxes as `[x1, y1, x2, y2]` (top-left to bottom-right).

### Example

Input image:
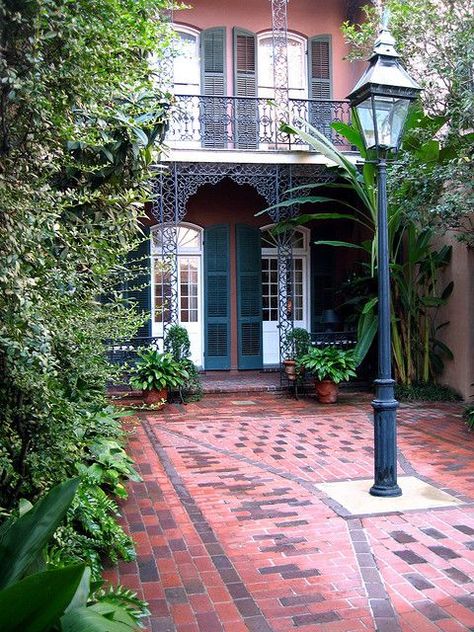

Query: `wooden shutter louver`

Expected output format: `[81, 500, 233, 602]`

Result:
[204, 225, 230, 369]
[236, 225, 262, 369]
[201, 27, 226, 96]
[233, 28, 258, 149]
[201, 28, 226, 148]
[309, 36, 332, 100]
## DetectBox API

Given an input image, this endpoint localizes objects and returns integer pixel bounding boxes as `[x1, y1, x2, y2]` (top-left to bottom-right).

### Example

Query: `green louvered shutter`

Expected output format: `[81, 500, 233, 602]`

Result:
[201, 27, 226, 148]
[204, 225, 230, 369]
[127, 226, 151, 339]
[236, 225, 262, 369]
[233, 28, 258, 149]
[308, 36, 333, 139]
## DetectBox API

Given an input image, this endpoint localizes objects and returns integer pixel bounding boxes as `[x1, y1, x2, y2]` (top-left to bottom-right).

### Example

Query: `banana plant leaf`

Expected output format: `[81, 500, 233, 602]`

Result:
[0, 564, 86, 632]
[0, 478, 80, 589]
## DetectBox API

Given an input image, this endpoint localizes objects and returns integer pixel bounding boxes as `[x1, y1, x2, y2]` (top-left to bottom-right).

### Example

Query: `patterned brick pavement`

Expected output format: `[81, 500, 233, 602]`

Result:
[105, 393, 474, 632]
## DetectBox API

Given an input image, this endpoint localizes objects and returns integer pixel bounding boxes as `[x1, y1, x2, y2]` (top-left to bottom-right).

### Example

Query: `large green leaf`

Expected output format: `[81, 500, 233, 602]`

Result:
[0, 564, 86, 632]
[331, 121, 366, 155]
[0, 479, 80, 588]
[353, 309, 377, 366]
[61, 602, 137, 632]
[314, 240, 368, 251]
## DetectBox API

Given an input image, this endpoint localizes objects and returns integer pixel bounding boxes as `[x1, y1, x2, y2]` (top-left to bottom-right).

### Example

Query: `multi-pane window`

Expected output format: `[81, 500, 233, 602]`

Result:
[258, 34, 306, 97]
[174, 30, 200, 94]
[154, 259, 171, 323]
[262, 258, 304, 322]
[152, 224, 202, 326]
[293, 258, 304, 321]
[179, 257, 199, 322]
[262, 258, 278, 322]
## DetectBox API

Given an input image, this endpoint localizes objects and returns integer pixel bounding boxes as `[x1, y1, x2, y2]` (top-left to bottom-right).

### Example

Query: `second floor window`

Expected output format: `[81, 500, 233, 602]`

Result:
[174, 28, 200, 95]
[258, 33, 307, 99]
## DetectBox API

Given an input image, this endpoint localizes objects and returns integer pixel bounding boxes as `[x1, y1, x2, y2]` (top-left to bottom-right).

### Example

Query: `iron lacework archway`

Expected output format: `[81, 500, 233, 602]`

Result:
[151, 161, 334, 366]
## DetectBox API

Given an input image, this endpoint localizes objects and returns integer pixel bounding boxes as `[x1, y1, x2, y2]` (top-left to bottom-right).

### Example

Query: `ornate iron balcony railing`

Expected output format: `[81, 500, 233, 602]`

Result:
[166, 95, 352, 151]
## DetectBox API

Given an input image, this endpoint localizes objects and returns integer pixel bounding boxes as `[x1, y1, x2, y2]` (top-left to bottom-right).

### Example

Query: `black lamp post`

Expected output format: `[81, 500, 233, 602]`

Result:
[347, 20, 421, 497]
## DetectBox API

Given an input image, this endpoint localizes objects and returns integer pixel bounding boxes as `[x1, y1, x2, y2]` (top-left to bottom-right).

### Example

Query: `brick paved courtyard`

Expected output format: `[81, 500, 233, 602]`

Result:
[105, 393, 474, 632]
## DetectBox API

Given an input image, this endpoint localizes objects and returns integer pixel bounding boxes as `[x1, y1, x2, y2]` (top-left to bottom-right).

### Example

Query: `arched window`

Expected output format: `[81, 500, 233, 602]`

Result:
[260, 226, 309, 324]
[173, 26, 200, 95]
[151, 223, 203, 326]
[257, 32, 307, 99]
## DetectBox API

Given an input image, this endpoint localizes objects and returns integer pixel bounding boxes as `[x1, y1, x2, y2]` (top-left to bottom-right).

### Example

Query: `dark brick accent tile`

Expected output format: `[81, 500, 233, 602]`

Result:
[444, 567, 471, 584]
[394, 550, 427, 565]
[169, 538, 186, 551]
[404, 573, 434, 590]
[227, 582, 251, 600]
[390, 531, 417, 544]
[138, 558, 160, 582]
[235, 598, 261, 617]
[258, 564, 298, 575]
[219, 568, 241, 584]
[465, 541, 474, 550]
[415, 600, 449, 621]
[457, 595, 474, 610]
[281, 568, 321, 579]
[164, 587, 188, 604]
[212, 555, 233, 570]
[150, 616, 176, 632]
[183, 579, 206, 594]
[370, 599, 396, 618]
[421, 527, 446, 539]
[292, 611, 341, 626]
[280, 593, 325, 607]
[454, 524, 474, 536]
[244, 616, 274, 632]
[195, 611, 223, 632]
[428, 545, 460, 560]
[275, 519, 309, 528]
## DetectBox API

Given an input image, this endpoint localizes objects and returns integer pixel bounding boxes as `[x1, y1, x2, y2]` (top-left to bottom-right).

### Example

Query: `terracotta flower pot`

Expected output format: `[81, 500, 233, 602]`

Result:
[143, 387, 168, 406]
[283, 359, 297, 381]
[314, 379, 338, 404]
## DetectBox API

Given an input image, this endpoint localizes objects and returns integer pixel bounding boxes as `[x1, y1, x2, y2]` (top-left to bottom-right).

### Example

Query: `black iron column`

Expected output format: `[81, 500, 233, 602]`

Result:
[370, 158, 401, 498]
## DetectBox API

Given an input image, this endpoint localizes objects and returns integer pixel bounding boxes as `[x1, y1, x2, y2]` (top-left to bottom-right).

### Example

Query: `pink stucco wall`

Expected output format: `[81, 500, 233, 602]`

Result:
[174, 0, 362, 100]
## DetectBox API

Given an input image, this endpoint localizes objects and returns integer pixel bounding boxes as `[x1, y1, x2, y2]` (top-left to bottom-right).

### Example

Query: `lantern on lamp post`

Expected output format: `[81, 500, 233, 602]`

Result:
[347, 20, 421, 497]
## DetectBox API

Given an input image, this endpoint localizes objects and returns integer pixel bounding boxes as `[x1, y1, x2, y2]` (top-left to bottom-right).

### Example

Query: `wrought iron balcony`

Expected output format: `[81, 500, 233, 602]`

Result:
[166, 95, 352, 151]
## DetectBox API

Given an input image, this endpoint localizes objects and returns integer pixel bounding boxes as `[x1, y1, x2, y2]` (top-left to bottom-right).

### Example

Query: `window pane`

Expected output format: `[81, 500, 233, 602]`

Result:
[154, 258, 171, 322]
[174, 32, 200, 88]
[179, 256, 200, 323]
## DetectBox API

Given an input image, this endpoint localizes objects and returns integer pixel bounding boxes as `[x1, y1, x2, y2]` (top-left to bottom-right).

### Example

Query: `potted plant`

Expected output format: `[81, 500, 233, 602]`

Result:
[283, 328, 311, 381]
[130, 348, 189, 406]
[298, 346, 357, 403]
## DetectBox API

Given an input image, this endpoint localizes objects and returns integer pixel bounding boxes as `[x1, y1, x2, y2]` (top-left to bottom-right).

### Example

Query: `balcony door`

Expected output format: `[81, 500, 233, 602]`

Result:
[261, 227, 309, 366]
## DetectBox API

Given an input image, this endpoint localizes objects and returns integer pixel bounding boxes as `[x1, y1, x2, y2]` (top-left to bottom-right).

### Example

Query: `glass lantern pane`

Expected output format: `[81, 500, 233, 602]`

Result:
[355, 98, 376, 149]
[373, 96, 410, 150]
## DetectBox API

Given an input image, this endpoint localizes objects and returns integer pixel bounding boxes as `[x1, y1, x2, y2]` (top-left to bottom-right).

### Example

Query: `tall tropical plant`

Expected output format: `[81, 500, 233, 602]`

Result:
[267, 114, 453, 384]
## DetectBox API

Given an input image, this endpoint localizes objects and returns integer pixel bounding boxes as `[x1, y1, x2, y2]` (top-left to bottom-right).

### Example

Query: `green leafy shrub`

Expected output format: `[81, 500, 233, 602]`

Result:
[463, 405, 474, 431]
[395, 382, 462, 402]
[164, 325, 203, 402]
[129, 349, 189, 392]
[299, 346, 357, 384]
[286, 328, 311, 360]
[0, 479, 147, 631]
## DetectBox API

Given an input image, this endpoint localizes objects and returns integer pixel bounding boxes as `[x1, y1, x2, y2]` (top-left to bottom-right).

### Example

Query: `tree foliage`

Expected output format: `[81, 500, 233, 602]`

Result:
[0, 0, 172, 511]
[342, 0, 474, 245]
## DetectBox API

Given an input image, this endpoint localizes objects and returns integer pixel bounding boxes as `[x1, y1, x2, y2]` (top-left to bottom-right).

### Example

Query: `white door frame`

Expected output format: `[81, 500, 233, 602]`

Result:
[151, 223, 204, 368]
[261, 225, 310, 366]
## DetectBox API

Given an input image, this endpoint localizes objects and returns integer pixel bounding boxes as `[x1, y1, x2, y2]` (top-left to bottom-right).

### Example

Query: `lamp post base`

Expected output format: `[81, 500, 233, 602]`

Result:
[370, 379, 402, 498]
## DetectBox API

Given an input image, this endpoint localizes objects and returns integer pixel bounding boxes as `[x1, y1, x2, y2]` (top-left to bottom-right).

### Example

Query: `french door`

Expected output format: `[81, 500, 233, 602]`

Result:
[262, 256, 308, 365]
